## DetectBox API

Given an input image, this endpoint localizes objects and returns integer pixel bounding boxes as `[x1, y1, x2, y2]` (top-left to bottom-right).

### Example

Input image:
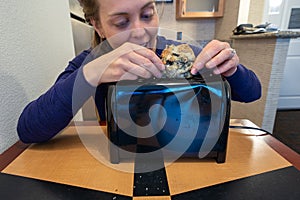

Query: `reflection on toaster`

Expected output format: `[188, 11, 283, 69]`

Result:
[105, 76, 231, 164]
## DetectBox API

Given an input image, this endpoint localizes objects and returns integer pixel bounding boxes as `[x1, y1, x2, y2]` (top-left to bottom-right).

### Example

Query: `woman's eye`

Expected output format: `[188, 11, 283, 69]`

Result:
[141, 8, 154, 20]
[113, 17, 129, 28]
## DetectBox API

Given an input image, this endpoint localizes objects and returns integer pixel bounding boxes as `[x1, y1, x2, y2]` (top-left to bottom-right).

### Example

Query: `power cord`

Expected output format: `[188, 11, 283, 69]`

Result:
[229, 125, 271, 136]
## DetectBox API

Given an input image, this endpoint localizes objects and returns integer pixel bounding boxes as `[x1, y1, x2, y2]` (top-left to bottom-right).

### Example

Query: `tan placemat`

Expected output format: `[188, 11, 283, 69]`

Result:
[2, 126, 134, 197]
[165, 125, 291, 195]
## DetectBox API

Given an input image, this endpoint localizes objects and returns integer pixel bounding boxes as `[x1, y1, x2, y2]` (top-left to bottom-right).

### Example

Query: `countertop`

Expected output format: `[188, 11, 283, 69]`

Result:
[231, 30, 300, 39]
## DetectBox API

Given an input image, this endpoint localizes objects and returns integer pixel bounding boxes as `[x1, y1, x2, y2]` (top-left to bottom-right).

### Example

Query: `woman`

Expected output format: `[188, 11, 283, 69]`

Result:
[17, 0, 261, 143]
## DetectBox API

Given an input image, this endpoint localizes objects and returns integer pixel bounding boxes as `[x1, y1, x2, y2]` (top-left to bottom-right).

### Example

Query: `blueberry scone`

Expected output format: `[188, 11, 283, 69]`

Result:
[161, 44, 195, 78]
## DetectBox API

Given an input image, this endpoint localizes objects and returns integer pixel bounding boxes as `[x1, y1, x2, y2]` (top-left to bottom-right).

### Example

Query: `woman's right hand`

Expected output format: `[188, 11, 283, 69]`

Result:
[83, 43, 165, 87]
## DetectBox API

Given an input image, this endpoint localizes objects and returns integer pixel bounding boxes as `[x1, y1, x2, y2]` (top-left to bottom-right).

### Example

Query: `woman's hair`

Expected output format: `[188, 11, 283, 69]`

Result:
[78, 0, 102, 48]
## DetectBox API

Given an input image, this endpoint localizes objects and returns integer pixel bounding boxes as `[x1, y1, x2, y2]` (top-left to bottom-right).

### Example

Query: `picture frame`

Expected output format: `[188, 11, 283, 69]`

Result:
[155, 0, 173, 3]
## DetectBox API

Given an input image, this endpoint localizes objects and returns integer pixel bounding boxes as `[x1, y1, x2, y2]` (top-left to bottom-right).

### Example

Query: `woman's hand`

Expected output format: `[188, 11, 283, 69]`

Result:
[191, 40, 239, 77]
[83, 43, 165, 86]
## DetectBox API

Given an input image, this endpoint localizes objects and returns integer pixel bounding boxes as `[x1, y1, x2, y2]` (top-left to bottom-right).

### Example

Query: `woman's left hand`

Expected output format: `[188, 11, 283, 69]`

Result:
[191, 40, 239, 77]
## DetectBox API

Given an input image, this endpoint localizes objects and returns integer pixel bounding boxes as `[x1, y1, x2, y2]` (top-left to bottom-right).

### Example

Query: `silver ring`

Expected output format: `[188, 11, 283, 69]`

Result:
[229, 48, 236, 59]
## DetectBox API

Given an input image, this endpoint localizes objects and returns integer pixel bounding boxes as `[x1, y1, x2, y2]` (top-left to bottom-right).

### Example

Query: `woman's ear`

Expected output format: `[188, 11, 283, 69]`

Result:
[90, 18, 105, 39]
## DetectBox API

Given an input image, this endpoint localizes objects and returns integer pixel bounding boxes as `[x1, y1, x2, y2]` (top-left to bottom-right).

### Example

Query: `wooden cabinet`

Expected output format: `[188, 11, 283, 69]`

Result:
[176, 0, 225, 19]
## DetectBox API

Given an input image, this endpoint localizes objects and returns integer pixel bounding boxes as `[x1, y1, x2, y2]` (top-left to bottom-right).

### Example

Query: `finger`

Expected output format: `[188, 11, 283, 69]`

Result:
[128, 51, 163, 78]
[191, 40, 229, 74]
[203, 40, 231, 55]
[134, 48, 165, 71]
[123, 61, 153, 79]
[206, 48, 236, 69]
[211, 54, 239, 78]
[119, 73, 138, 81]
[116, 43, 165, 73]
[191, 51, 211, 74]
[107, 58, 152, 81]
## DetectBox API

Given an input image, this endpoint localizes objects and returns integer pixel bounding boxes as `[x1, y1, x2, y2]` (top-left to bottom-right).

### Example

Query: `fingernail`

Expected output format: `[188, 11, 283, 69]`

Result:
[213, 68, 220, 75]
[206, 62, 213, 68]
[191, 68, 197, 75]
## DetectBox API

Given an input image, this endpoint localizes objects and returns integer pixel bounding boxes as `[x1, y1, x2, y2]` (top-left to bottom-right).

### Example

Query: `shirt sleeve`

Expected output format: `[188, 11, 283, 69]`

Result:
[225, 64, 262, 102]
[17, 50, 96, 143]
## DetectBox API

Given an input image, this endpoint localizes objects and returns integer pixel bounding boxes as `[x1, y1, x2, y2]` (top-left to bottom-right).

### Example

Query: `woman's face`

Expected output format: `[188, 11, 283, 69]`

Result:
[94, 0, 159, 49]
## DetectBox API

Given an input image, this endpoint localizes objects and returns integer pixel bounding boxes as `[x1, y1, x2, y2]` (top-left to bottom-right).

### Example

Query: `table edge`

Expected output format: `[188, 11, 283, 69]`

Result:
[0, 141, 29, 171]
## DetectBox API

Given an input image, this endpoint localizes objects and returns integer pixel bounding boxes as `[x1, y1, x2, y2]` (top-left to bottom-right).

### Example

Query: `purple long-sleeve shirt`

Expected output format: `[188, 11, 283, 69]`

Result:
[17, 36, 261, 143]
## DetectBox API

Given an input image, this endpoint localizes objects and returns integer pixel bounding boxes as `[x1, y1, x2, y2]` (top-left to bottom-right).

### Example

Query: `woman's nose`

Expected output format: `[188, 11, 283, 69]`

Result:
[131, 27, 146, 39]
[131, 20, 146, 39]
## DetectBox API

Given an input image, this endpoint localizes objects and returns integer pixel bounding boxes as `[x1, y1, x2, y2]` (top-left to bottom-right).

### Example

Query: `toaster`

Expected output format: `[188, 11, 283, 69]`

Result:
[105, 75, 231, 164]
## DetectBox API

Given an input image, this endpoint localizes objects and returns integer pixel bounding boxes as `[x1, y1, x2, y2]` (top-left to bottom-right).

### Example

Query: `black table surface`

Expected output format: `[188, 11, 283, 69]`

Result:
[1, 166, 299, 200]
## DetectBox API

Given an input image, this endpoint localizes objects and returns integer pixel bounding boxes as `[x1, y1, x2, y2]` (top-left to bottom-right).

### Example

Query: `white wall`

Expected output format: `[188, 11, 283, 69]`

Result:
[238, 0, 251, 24]
[0, 0, 75, 153]
[263, 0, 285, 28]
[238, 0, 266, 25]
